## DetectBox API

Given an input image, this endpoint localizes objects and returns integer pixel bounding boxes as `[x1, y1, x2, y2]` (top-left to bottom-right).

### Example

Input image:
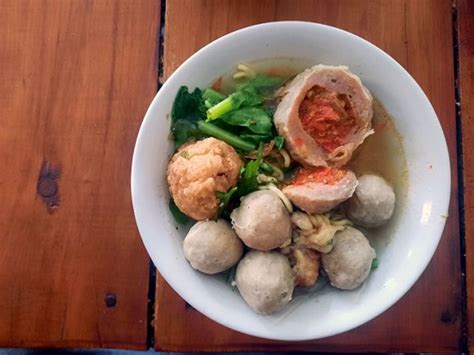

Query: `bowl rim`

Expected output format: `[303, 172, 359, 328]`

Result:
[131, 20, 451, 341]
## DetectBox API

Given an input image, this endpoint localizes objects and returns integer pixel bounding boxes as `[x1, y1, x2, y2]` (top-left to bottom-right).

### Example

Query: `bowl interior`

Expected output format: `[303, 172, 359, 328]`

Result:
[131, 22, 450, 341]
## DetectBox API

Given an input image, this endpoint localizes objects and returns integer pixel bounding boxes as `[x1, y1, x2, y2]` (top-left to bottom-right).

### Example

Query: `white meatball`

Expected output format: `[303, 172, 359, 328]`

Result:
[183, 219, 243, 274]
[230, 190, 292, 251]
[321, 227, 376, 290]
[236, 251, 295, 314]
[346, 174, 396, 228]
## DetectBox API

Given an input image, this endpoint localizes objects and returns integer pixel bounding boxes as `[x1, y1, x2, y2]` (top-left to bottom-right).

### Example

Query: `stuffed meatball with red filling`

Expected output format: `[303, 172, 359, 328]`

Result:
[274, 65, 373, 167]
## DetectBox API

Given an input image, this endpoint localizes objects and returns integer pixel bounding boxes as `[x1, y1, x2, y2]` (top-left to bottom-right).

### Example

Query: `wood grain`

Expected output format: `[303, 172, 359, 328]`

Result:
[155, 0, 462, 352]
[0, 0, 160, 349]
[458, 0, 474, 352]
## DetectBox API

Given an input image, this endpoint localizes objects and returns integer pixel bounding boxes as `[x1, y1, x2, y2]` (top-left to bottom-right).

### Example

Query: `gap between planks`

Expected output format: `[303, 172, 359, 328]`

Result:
[146, 0, 167, 349]
[452, 0, 468, 351]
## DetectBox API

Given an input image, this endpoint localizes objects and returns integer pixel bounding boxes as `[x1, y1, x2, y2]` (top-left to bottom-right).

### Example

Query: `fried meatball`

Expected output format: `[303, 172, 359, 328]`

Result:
[230, 190, 292, 251]
[236, 251, 295, 314]
[167, 138, 243, 220]
[346, 174, 396, 228]
[183, 219, 243, 274]
[321, 227, 376, 290]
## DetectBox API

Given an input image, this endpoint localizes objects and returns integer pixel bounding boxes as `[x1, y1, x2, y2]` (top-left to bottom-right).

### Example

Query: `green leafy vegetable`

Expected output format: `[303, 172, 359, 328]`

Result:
[234, 86, 265, 106]
[221, 107, 272, 134]
[196, 120, 256, 151]
[216, 144, 266, 215]
[171, 119, 202, 148]
[240, 132, 273, 144]
[206, 86, 263, 120]
[170, 76, 285, 151]
[216, 186, 238, 214]
[235, 143, 264, 198]
[171, 86, 204, 122]
[237, 74, 286, 95]
[170, 86, 206, 147]
[169, 199, 189, 224]
[371, 258, 379, 270]
[274, 135, 285, 150]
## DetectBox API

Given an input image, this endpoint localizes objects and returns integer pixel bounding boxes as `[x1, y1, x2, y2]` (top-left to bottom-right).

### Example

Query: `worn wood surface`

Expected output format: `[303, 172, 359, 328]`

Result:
[155, 0, 462, 352]
[459, 0, 474, 352]
[0, 0, 159, 349]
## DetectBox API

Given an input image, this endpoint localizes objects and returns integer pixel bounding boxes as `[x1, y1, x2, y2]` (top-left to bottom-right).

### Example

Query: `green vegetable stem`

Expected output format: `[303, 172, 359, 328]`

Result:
[206, 87, 262, 120]
[260, 162, 274, 174]
[202, 88, 225, 108]
[196, 121, 256, 151]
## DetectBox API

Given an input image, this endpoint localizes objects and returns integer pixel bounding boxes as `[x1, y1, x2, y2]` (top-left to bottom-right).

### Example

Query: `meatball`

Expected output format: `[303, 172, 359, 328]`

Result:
[283, 167, 358, 214]
[236, 251, 295, 314]
[346, 174, 396, 228]
[230, 190, 292, 251]
[183, 219, 243, 274]
[321, 227, 376, 290]
[274, 65, 373, 167]
[167, 138, 243, 220]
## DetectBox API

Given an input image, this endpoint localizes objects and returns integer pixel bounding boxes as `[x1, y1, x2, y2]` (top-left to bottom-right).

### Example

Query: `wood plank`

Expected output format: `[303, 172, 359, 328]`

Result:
[458, 0, 474, 352]
[0, 0, 160, 349]
[155, 0, 462, 352]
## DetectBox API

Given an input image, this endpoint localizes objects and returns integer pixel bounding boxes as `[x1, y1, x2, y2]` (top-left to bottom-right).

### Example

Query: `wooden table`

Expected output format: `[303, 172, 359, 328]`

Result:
[0, 0, 472, 352]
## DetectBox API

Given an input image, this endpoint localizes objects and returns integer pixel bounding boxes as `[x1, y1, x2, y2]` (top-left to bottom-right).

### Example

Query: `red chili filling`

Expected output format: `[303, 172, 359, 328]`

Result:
[292, 167, 346, 186]
[299, 86, 357, 153]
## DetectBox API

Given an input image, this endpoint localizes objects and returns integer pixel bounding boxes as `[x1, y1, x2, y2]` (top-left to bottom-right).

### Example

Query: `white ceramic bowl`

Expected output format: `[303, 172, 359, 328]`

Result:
[131, 22, 450, 341]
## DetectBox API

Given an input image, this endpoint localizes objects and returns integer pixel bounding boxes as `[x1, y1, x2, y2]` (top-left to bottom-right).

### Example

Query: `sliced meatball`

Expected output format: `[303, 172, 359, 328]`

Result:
[282, 167, 358, 214]
[321, 227, 376, 290]
[236, 251, 295, 314]
[346, 174, 396, 228]
[167, 138, 243, 220]
[274, 65, 373, 167]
